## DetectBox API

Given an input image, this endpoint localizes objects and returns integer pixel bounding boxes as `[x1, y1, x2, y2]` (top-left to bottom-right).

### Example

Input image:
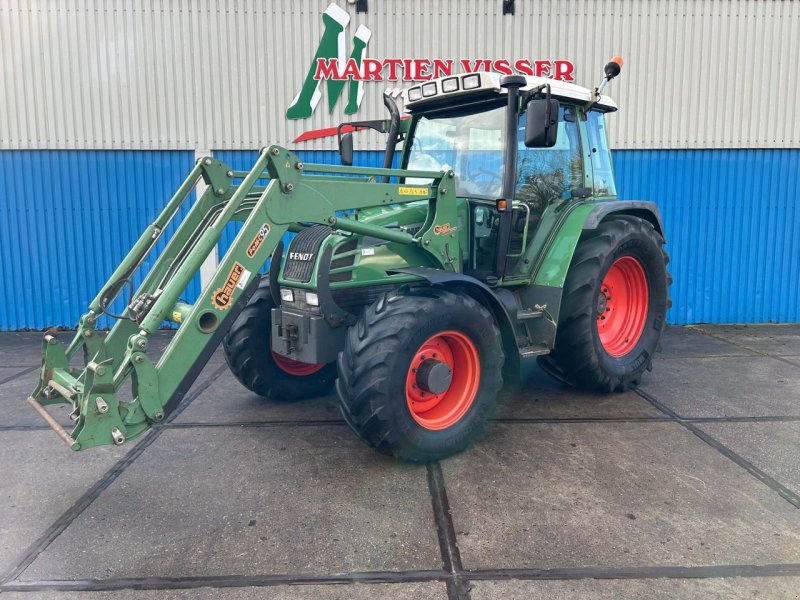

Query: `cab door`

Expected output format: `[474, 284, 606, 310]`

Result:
[503, 105, 585, 278]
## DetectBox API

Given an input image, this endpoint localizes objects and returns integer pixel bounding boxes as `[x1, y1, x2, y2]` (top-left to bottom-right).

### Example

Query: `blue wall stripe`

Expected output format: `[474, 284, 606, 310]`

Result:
[614, 149, 800, 324]
[1, 149, 798, 329]
[0, 150, 198, 330]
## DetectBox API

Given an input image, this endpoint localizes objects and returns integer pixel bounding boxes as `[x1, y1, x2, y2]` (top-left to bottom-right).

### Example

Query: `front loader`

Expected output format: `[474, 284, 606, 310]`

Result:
[28, 58, 670, 462]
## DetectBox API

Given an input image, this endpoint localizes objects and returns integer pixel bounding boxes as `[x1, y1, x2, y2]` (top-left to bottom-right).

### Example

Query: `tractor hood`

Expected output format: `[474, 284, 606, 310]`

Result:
[278, 199, 467, 290]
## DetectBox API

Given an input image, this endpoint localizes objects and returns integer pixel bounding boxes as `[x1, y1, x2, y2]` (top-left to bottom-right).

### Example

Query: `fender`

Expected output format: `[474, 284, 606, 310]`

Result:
[582, 200, 664, 236]
[534, 200, 664, 289]
[387, 267, 523, 378]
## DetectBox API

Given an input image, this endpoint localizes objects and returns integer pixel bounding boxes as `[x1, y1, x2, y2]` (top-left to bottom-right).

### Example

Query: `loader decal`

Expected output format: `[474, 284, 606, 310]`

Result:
[433, 223, 458, 236]
[212, 262, 246, 310]
[246, 224, 270, 258]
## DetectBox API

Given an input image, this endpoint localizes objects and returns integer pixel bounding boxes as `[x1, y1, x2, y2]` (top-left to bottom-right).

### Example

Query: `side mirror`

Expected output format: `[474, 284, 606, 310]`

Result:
[524, 98, 559, 148]
[339, 132, 354, 166]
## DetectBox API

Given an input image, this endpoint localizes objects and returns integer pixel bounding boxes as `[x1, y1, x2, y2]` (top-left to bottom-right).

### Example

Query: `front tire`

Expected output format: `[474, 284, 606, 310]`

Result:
[539, 215, 670, 392]
[223, 277, 337, 401]
[336, 287, 504, 462]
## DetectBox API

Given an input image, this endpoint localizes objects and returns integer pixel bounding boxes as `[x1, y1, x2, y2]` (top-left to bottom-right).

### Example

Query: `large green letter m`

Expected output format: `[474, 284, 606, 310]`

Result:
[286, 3, 371, 120]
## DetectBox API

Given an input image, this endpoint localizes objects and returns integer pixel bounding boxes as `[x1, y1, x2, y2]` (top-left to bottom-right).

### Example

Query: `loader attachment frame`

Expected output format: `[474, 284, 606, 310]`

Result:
[27, 146, 457, 450]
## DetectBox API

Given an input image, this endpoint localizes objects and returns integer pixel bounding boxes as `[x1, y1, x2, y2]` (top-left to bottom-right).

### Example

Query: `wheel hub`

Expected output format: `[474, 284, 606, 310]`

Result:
[596, 256, 649, 357]
[596, 291, 608, 315]
[405, 331, 481, 431]
[416, 359, 453, 395]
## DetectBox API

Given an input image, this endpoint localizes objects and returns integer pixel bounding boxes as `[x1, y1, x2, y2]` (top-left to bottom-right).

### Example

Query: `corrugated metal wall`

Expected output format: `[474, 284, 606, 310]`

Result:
[615, 149, 800, 324]
[218, 147, 800, 324]
[2, 0, 799, 151]
[1, 1, 798, 328]
[0, 150, 199, 330]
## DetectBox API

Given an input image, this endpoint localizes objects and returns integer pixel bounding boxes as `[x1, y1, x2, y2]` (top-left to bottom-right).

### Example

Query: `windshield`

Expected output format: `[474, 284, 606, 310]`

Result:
[405, 105, 506, 199]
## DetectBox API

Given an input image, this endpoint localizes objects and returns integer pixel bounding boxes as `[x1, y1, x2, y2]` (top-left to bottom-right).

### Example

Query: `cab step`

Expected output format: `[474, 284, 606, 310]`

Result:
[519, 343, 550, 358]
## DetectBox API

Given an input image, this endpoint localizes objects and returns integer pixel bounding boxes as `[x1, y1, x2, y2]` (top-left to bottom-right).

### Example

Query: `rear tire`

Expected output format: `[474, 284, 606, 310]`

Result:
[336, 287, 504, 462]
[539, 215, 670, 392]
[223, 277, 337, 401]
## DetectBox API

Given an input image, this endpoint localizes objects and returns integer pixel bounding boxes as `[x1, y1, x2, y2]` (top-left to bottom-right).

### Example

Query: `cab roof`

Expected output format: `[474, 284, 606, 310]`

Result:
[403, 71, 617, 113]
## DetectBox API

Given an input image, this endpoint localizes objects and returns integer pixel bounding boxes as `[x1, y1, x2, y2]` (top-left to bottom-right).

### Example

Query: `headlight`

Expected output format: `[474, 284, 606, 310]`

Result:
[421, 82, 437, 97]
[280, 288, 294, 302]
[407, 87, 422, 101]
[441, 77, 459, 93]
[462, 74, 481, 90]
[305, 292, 320, 307]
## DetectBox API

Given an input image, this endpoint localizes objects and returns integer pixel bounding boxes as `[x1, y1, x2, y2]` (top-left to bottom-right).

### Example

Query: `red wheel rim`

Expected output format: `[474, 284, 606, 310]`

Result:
[405, 331, 480, 431]
[596, 256, 649, 357]
[270, 338, 326, 376]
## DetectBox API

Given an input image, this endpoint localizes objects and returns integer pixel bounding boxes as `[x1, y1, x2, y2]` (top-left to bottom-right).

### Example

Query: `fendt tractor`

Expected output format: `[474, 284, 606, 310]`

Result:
[27, 57, 670, 462]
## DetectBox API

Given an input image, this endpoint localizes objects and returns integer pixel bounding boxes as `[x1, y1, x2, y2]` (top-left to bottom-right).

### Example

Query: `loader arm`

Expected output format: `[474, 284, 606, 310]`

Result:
[28, 146, 459, 450]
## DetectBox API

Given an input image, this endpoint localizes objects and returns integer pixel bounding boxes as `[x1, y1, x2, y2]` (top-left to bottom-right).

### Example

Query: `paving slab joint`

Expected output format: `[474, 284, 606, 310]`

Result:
[634, 387, 800, 509]
[687, 326, 800, 369]
[0, 365, 39, 386]
[0, 364, 227, 586]
[426, 462, 471, 599]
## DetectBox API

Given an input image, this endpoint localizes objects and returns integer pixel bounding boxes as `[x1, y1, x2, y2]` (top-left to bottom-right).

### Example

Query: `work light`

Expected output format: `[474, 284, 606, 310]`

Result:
[462, 74, 481, 89]
[421, 82, 437, 97]
[407, 87, 422, 101]
[442, 77, 459, 93]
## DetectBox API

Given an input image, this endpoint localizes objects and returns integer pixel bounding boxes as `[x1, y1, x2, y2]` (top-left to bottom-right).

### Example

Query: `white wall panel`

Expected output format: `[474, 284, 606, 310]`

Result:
[1, 0, 798, 150]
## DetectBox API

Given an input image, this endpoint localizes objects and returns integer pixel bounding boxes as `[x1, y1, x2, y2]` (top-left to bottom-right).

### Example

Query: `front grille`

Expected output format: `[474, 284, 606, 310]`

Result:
[331, 283, 400, 315]
[330, 238, 358, 283]
[283, 226, 332, 283]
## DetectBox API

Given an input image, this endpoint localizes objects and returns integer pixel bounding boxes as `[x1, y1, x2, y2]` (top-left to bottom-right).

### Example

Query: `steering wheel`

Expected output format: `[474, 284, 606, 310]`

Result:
[465, 168, 503, 197]
[471, 168, 503, 186]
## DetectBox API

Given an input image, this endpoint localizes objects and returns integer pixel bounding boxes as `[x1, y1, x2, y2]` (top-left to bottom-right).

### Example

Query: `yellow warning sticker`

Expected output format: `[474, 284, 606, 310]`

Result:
[171, 311, 182, 323]
[398, 186, 428, 196]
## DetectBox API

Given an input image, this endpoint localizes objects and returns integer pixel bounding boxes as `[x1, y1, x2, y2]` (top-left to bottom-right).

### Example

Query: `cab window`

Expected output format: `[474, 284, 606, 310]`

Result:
[468, 106, 584, 278]
[586, 110, 617, 196]
[515, 105, 583, 217]
[405, 105, 506, 199]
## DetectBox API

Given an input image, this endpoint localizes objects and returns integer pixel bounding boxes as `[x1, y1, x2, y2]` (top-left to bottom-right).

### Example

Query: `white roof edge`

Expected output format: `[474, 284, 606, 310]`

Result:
[403, 72, 617, 112]
[517, 73, 618, 111]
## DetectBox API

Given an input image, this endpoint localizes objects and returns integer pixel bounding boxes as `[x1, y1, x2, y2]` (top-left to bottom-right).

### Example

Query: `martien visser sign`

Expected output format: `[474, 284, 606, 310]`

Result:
[287, 3, 575, 120]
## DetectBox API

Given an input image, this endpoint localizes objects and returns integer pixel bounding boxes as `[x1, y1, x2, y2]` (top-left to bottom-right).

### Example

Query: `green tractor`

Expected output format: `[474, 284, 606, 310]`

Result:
[27, 58, 669, 462]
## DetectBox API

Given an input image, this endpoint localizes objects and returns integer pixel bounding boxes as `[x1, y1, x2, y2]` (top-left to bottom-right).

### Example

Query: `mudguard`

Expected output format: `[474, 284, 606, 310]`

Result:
[582, 200, 664, 236]
[534, 200, 664, 289]
[387, 267, 522, 378]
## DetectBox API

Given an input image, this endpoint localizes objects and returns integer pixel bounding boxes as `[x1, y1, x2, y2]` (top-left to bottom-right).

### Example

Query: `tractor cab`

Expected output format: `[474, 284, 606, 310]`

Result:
[394, 71, 619, 282]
